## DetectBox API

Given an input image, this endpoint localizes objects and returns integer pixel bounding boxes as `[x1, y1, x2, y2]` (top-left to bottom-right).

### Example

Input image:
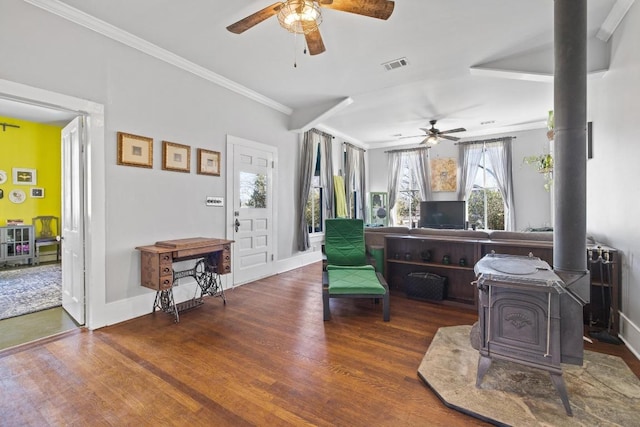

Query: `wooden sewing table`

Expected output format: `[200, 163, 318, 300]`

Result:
[136, 237, 233, 322]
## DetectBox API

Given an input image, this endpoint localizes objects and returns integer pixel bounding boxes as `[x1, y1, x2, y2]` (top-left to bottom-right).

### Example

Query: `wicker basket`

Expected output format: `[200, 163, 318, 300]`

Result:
[405, 272, 446, 301]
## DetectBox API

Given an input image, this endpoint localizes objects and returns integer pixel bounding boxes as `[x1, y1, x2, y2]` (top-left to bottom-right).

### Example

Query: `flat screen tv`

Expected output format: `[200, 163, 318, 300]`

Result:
[419, 201, 466, 229]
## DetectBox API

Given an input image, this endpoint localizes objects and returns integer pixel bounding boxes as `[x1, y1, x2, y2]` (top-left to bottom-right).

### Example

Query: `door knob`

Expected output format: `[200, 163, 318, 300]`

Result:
[56, 235, 64, 242]
[235, 219, 240, 232]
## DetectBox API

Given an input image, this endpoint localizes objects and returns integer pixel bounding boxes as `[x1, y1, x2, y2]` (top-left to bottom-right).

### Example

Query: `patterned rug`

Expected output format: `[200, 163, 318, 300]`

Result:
[0, 264, 62, 321]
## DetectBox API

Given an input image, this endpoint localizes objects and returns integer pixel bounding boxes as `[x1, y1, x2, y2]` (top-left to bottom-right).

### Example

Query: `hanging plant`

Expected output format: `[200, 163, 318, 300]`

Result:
[523, 154, 553, 191]
[547, 110, 555, 141]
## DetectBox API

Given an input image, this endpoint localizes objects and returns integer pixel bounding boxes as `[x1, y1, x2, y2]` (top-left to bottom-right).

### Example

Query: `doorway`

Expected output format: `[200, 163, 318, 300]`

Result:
[0, 78, 106, 343]
[226, 135, 277, 286]
[0, 107, 79, 349]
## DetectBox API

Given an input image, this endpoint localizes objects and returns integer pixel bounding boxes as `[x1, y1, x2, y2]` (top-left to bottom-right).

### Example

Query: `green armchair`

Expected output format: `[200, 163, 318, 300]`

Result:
[322, 218, 390, 321]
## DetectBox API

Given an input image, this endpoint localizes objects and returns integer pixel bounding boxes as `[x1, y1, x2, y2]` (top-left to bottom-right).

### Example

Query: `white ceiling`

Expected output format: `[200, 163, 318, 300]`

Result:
[8, 0, 626, 147]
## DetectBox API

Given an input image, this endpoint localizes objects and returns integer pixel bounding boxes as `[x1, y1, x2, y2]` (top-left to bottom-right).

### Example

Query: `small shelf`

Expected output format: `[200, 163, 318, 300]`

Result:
[384, 234, 480, 308]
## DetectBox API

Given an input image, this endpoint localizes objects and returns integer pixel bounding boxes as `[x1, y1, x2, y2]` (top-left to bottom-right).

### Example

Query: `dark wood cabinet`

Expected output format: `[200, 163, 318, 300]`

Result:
[384, 235, 480, 308]
[384, 234, 621, 333]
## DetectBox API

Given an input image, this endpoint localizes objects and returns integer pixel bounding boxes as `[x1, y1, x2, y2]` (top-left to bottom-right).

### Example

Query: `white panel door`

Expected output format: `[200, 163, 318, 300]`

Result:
[230, 142, 274, 285]
[61, 116, 85, 324]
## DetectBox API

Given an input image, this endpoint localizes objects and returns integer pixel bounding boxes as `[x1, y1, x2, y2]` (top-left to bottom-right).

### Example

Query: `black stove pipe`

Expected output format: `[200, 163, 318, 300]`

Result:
[554, 0, 587, 276]
[554, 0, 590, 366]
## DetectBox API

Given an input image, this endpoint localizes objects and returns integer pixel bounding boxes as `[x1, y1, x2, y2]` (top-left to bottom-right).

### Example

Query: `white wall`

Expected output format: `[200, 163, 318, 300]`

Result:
[0, 1, 302, 311]
[588, 2, 640, 356]
[366, 127, 553, 230]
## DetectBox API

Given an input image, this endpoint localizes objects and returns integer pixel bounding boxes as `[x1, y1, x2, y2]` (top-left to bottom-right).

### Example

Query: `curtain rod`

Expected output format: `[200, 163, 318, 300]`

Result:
[0, 122, 20, 132]
[343, 141, 366, 152]
[309, 128, 335, 139]
[384, 146, 430, 154]
[455, 136, 517, 145]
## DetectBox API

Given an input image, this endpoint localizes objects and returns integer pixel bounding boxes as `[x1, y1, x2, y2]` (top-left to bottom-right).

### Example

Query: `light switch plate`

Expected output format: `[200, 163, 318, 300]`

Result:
[206, 196, 224, 207]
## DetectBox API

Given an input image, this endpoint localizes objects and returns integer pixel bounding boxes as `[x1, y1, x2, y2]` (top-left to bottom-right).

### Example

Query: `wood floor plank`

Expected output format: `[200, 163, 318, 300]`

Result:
[0, 262, 637, 426]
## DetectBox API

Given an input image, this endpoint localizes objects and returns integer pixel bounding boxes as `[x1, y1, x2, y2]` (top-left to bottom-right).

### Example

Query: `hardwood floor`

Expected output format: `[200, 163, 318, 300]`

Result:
[1, 262, 638, 426]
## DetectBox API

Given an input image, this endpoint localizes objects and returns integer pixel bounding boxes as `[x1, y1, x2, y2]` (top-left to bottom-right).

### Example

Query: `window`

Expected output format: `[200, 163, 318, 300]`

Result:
[239, 172, 267, 208]
[395, 155, 421, 227]
[305, 144, 323, 233]
[467, 147, 505, 230]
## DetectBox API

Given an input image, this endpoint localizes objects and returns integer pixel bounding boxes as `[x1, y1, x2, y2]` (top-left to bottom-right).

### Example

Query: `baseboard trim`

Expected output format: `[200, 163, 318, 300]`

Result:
[619, 311, 640, 360]
[275, 250, 323, 274]
[94, 252, 322, 329]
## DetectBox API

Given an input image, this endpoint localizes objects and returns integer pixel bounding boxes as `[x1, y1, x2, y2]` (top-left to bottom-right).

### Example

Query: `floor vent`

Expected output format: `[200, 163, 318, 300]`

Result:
[382, 57, 409, 71]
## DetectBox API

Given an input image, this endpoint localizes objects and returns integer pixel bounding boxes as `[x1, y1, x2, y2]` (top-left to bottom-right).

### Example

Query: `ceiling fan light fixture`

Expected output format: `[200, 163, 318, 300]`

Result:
[426, 135, 439, 144]
[277, 0, 322, 34]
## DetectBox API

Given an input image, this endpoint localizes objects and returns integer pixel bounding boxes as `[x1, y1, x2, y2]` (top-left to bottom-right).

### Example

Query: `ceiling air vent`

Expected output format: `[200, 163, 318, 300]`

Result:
[382, 57, 409, 71]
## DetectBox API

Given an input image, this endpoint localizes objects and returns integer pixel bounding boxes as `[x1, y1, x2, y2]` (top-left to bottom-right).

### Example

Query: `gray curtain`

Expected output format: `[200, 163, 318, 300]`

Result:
[318, 131, 334, 220]
[357, 149, 366, 219]
[387, 151, 404, 225]
[344, 143, 366, 219]
[457, 144, 483, 201]
[408, 148, 432, 202]
[485, 138, 516, 231]
[296, 131, 319, 251]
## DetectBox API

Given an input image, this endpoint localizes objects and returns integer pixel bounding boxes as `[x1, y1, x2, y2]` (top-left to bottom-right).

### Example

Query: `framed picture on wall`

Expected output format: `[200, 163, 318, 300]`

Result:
[369, 192, 388, 226]
[430, 158, 458, 192]
[162, 141, 191, 173]
[197, 149, 221, 176]
[117, 132, 153, 168]
[30, 188, 45, 198]
[12, 168, 37, 185]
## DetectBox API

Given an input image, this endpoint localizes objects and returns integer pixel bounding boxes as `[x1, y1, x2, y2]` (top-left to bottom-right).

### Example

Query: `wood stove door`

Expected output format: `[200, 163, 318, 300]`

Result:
[483, 286, 561, 368]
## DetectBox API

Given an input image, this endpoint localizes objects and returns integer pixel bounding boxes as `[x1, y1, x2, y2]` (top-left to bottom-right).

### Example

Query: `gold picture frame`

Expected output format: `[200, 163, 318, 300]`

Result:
[430, 157, 458, 192]
[197, 149, 221, 176]
[117, 132, 153, 168]
[162, 141, 191, 173]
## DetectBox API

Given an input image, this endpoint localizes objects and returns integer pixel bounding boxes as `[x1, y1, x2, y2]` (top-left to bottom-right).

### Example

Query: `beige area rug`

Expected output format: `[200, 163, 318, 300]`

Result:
[418, 325, 640, 427]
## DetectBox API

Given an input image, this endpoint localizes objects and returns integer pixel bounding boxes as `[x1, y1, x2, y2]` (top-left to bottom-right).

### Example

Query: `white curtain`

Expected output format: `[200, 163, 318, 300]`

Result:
[485, 139, 516, 231]
[457, 144, 483, 201]
[408, 148, 432, 201]
[386, 151, 404, 226]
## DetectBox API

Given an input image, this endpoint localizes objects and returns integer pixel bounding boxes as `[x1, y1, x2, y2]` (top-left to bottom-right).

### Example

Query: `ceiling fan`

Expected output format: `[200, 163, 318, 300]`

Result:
[226, 0, 395, 56]
[415, 120, 466, 144]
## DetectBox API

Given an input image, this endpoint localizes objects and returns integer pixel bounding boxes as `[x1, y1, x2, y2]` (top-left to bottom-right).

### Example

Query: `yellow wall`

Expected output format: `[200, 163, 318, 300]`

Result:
[0, 116, 62, 227]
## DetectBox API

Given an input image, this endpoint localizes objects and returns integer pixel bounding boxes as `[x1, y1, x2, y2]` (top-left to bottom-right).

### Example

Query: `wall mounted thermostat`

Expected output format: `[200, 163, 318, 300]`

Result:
[206, 196, 224, 207]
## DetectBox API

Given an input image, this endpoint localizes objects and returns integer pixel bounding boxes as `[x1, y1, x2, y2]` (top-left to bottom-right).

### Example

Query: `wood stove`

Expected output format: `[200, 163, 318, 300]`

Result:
[473, 253, 587, 416]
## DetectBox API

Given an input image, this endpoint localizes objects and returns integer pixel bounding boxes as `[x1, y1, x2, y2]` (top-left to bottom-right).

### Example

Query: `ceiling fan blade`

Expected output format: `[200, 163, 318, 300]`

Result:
[439, 127, 466, 134]
[226, 2, 282, 34]
[439, 134, 461, 142]
[399, 134, 425, 139]
[304, 24, 326, 55]
[419, 128, 432, 134]
[321, 0, 395, 20]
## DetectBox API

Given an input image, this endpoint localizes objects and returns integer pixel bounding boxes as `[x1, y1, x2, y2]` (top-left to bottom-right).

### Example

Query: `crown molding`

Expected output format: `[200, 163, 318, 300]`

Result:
[22, 0, 293, 115]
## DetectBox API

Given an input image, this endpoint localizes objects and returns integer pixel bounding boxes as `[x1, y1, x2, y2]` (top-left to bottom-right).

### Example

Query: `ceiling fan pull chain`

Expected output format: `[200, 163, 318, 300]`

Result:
[293, 32, 298, 68]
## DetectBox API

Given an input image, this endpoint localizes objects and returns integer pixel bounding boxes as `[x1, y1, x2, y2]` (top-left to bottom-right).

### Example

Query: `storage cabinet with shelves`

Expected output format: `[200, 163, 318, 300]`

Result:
[384, 235, 479, 308]
[0, 225, 35, 266]
[384, 233, 621, 330]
